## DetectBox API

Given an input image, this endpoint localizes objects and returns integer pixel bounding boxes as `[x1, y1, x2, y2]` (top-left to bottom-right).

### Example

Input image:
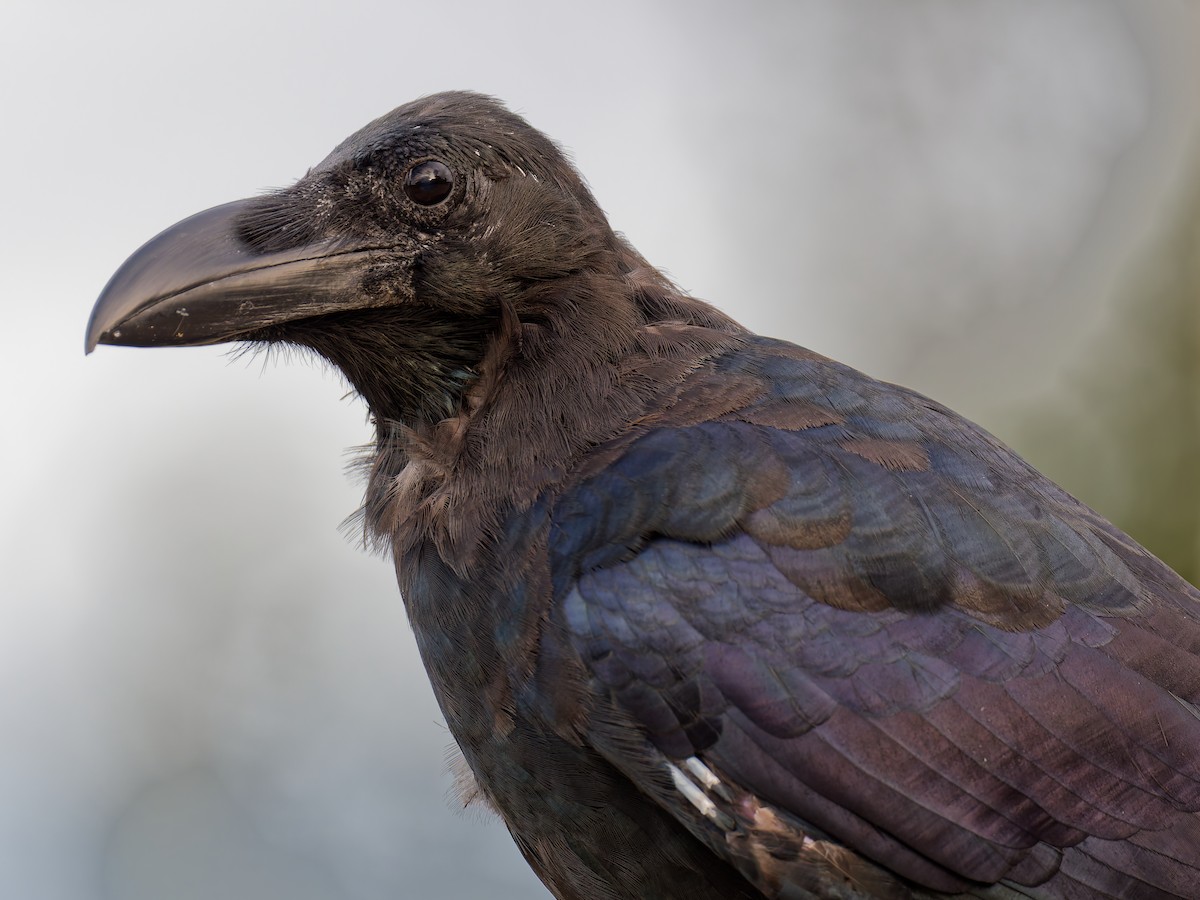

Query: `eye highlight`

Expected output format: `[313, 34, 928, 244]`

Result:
[403, 160, 454, 206]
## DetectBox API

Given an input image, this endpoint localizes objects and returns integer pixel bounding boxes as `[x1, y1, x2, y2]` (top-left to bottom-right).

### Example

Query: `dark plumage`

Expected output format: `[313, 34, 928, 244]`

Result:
[87, 92, 1200, 899]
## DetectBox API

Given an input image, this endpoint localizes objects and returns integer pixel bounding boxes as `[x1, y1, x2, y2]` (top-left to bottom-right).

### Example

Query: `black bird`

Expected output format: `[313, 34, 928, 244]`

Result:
[87, 92, 1200, 899]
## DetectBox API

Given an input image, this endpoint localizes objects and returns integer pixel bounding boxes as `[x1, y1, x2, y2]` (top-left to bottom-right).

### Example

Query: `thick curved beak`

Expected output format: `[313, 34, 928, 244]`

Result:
[86, 199, 399, 353]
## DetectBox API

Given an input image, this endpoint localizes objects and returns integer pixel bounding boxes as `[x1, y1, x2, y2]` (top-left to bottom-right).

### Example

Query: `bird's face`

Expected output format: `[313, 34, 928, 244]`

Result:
[86, 92, 619, 422]
[86, 92, 612, 355]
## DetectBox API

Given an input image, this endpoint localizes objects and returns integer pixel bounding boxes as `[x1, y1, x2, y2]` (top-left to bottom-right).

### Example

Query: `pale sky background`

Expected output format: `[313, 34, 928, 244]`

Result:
[2, 2, 1199, 899]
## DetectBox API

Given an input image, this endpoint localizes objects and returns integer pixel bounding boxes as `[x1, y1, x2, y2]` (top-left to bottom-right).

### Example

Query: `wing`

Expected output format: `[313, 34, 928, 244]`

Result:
[546, 338, 1200, 899]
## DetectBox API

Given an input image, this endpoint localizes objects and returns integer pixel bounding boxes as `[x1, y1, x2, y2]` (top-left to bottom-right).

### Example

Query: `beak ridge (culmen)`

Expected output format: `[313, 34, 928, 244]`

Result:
[86, 198, 398, 353]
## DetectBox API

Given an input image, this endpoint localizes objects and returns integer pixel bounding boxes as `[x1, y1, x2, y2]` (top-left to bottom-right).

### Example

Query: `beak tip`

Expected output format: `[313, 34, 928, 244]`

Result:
[85, 310, 107, 354]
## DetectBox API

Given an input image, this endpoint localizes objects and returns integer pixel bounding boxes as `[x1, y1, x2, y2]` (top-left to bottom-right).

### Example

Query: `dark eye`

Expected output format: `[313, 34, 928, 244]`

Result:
[403, 160, 454, 206]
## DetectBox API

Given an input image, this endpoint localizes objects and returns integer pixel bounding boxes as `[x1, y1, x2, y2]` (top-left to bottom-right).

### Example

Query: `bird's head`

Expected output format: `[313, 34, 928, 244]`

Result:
[86, 92, 635, 422]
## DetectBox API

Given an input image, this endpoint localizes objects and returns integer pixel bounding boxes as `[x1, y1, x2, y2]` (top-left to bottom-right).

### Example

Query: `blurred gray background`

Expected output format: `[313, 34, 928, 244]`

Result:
[3, 1, 1199, 898]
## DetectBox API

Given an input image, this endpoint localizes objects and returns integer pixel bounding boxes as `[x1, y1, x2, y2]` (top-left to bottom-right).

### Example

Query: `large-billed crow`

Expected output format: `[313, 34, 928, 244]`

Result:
[87, 92, 1200, 899]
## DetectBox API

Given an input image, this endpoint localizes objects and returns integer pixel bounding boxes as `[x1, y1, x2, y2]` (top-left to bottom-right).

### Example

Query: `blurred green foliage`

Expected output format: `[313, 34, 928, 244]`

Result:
[1015, 158, 1200, 585]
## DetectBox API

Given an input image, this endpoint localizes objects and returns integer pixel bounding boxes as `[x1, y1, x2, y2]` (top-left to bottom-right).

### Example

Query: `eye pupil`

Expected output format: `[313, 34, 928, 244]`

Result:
[403, 160, 454, 205]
